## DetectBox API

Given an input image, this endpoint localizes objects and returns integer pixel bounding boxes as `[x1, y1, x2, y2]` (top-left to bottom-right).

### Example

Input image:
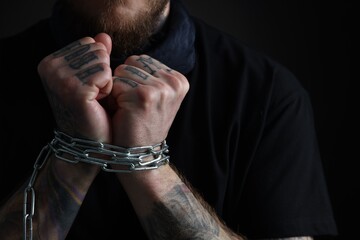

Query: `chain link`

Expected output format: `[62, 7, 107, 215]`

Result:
[23, 144, 52, 240]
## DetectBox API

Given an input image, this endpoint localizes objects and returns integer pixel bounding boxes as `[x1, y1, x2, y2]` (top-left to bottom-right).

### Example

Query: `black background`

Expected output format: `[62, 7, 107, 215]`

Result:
[0, 0, 357, 239]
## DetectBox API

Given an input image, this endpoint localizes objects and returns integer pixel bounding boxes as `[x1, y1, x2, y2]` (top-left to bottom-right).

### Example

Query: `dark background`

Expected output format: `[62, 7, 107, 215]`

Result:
[0, 0, 357, 239]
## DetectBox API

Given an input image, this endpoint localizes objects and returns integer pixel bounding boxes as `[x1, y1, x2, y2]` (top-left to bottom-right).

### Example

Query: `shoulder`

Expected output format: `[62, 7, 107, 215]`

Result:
[190, 17, 307, 106]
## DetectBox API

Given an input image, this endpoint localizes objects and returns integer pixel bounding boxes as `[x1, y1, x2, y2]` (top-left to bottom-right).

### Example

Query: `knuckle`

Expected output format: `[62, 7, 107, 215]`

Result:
[96, 62, 112, 75]
[136, 86, 158, 105]
[94, 49, 110, 61]
[124, 55, 139, 64]
[80, 36, 95, 44]
[139, 54, 151, 60]
[114, 64, 128, 75]
[165, 73, 189, 94]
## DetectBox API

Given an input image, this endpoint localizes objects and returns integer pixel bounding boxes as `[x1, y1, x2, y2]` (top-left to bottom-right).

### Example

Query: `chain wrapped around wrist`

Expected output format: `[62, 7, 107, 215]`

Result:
[50, 130, 170, 172]
[23, 129, 170, 239]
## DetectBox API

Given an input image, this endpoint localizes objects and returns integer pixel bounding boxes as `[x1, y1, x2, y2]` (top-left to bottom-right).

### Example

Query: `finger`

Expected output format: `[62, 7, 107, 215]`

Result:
[75, 62, 111, 84]
[55, 39, 111, 84]
[110, 76, 139, 110]
[113, 76, 139, 89]
[124, 54, 173, 77]
[64, 33, 112, 72]
[94, 32, 112, 55]
[113, 64, 153, 84]
[46, 36, 108, 68]
[51, 37, 97, 58]
[123, 54, 187, 88]
[62, 46, 111, 88]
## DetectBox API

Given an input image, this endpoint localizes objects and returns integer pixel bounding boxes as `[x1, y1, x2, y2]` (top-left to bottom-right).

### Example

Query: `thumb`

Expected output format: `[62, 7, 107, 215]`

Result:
[94, 32, 112, 55]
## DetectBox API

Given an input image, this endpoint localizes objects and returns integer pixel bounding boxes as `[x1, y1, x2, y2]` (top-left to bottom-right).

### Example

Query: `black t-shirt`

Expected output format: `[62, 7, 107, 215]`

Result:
[0, 3, 337, 239]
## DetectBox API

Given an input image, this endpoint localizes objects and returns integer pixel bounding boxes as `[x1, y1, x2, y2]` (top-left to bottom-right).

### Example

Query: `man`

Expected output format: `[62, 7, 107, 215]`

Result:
[0, 0, 338, 239]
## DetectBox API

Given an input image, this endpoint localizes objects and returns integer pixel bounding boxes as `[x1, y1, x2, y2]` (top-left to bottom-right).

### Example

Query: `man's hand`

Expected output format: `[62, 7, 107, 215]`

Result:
[38, 33, 113, 143]
[110, 54, 190, 147]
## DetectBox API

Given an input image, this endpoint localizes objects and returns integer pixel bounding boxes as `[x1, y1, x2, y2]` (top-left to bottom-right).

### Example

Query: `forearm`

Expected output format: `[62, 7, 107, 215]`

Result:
[117, 163, 244, 240]
[0, 155, 98, 240]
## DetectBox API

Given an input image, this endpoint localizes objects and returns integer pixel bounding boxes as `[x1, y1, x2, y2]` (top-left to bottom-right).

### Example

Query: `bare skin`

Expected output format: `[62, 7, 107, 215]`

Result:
[0, 1, 314, 239]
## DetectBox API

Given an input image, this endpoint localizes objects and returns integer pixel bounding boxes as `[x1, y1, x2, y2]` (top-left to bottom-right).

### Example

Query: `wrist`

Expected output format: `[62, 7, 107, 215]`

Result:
[52, 154, 100, 184]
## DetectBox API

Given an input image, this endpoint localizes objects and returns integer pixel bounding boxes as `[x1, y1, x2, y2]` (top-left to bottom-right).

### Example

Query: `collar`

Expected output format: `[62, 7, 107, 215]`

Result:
[50, 0, 195, 74]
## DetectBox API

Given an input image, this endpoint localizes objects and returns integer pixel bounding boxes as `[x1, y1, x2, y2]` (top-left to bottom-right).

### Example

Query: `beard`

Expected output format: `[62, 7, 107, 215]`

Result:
[62, 0, 169, 57]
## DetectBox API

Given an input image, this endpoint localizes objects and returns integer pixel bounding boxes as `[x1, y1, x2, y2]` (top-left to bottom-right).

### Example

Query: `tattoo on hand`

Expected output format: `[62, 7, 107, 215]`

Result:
[64, 45, 91, 62]
[125, 66, 148, 80]
[53, 41, 82, 57]
[113, 77, 138, 88]
[69, 52, 98, 69]
[76, 65, 104, 83]
[136, 56, 161, 75]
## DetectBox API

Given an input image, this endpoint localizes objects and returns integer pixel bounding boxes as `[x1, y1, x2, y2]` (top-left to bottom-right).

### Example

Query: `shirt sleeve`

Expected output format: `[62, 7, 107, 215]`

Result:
[237, 65, 338, 238]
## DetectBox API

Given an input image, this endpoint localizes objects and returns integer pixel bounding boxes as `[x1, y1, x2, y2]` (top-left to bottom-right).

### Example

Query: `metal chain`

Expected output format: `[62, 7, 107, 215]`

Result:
[50, 130, 170, 172]
[23, 130, 170, 239]
[23, 144, 52, 240]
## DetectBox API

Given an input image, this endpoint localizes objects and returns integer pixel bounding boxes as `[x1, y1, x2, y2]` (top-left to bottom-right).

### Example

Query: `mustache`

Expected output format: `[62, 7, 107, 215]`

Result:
[58, 0, 169, 57]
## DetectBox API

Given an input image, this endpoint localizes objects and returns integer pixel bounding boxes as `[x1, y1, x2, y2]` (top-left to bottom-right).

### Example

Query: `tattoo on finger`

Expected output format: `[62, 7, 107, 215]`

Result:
[124, 66, 148, 80]
[53, 41, 82, 57]
[64, 45, 91, 62]
[136, 56, 162, 75]
[75, 65, 104, 83]
[69, 52, 98, 69]
[113, 77, 138, 88]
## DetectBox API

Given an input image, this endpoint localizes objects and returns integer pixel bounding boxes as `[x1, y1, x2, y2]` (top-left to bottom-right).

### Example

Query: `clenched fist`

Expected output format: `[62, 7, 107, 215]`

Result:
[38, 32, 189, 148]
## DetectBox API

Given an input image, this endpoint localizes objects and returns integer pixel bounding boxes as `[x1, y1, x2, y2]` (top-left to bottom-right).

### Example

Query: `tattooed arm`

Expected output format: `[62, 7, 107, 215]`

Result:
[117, 164, 244, 240]
[0, 33, 113, 239]
[0, 156, 99, 240]
[109, 55, 315, 239]
[118, 165, 316, 240]
[109, 55, 245, 239]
